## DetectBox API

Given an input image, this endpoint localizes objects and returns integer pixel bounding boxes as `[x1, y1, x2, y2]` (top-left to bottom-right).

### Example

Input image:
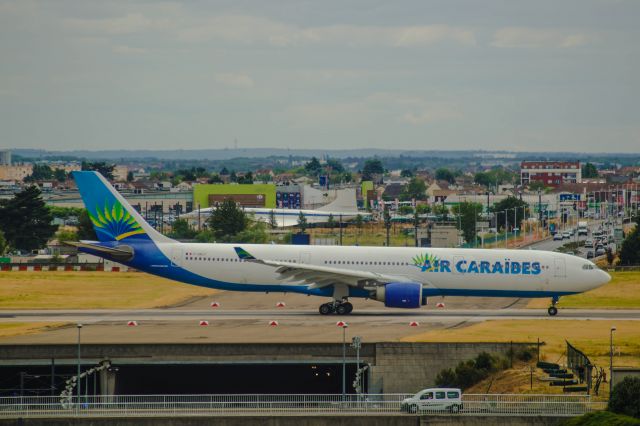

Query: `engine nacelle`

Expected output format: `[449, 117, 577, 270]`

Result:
[375, 282, 424, 309]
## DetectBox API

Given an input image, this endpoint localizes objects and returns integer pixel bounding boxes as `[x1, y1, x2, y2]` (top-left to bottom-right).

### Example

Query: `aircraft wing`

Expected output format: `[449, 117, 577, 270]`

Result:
[234, 247, 407, 289]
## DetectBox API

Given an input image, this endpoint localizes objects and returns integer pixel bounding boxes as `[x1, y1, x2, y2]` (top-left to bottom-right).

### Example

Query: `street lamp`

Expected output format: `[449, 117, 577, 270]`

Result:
[77, 323, 82, 402]
[610, 326, 616, 401]
[337, 321, 348, 397]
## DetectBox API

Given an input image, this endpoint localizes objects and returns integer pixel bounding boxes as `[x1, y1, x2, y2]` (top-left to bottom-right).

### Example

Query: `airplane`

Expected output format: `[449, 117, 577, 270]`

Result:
[69, 171, 611, 316]
[181, 189, 370, 228]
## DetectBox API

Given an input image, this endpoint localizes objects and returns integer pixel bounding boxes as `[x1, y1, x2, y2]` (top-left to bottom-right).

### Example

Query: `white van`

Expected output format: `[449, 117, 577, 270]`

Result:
[401, 388, 463, 413]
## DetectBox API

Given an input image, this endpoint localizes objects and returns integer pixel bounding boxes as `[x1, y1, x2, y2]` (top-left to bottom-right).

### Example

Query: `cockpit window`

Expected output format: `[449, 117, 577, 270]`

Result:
[582, 264, 595, 270]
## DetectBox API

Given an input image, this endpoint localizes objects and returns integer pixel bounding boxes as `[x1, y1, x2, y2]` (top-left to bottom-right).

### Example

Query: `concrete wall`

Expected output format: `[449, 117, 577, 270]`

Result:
[0, 342, 533, 395]
[0, 415, 565, 426]
[371, 342, 532, 394]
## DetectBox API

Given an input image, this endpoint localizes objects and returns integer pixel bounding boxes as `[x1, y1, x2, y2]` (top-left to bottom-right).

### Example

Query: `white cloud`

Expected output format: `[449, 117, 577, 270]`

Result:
[112, 45, 148, 55]
[215, 72, 254, 89]
[492, 27, 592, 48]
[64, 13, 172, 35]
[177, 15, 475, 47]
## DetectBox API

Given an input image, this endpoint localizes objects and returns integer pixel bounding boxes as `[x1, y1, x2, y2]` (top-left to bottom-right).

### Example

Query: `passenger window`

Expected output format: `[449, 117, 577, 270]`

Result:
[435, 392, 446, 399]
[447, 391, 459, 399]
[420, 392, 433, 400]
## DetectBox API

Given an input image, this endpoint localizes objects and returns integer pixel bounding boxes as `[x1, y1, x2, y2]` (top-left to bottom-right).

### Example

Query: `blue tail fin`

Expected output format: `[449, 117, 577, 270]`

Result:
[72, 171, 172, 244]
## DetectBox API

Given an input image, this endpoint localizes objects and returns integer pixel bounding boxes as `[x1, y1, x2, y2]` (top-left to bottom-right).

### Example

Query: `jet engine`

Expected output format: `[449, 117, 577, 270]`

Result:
[374, 282, 425, 309]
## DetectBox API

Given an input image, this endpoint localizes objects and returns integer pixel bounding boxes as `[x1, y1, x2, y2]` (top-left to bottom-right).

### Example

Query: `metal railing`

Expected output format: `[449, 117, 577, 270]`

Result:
[0, 394, 606, 418]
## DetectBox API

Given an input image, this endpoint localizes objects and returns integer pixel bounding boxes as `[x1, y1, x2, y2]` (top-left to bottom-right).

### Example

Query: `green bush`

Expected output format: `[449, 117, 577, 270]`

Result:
[609, 377, 640, 419]
[434, 352, 507, 390]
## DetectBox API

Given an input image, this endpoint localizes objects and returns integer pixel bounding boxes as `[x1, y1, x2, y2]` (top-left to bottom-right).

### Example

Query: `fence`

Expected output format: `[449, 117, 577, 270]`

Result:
[0, 394, 606, 418]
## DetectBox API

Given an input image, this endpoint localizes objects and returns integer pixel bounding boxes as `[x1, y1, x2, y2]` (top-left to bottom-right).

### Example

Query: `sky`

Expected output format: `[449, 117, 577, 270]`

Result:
[1, 0, 639, 153]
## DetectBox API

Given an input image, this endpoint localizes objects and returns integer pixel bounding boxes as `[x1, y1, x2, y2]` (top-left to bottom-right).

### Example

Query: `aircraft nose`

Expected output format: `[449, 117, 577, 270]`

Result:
[599, 269, 612, 285]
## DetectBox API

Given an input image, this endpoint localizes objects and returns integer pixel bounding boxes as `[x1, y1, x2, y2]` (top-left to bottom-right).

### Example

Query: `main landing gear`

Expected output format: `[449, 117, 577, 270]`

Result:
[319, 300, 353, 315]
[547, 296, 559, 316]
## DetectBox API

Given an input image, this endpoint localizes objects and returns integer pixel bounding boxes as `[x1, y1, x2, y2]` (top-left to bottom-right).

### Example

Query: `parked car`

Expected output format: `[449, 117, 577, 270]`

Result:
[584, 240, 594, 248]
[553, 233, 563, 241]
[562, 231, 571, 239]
[586, 251, 594, 259]
[596, 247, 606, 257]
[401, 388, 463, 413]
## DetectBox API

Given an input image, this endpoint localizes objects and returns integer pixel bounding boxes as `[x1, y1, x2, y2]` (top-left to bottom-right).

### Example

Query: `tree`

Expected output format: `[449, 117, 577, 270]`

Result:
[208, 174, 224, 184]
[169, 218, 197, 239]
[81, 161, 115, 180]
[0, 186, 57, 251]
[297, 211, 308, 234]
[402, 177, 427, 201]
[77, 209, 97, 240]
[416, 204, 431, 214]
[207, 198, 247, 241]
[53, 168, 67, 182]
[528, 181, 547, 192]
[582, 162, 599, 179]
[451, 202, 483, 245]
[619, 216, 640, 265]
[304, 157, 322, 176]
[25, 164, 53, 182]
[55, 227, 78, 242]
[435, 168, 455, 184]
[268, 210, 278, 229]
[326, 158, 344, 173]
[432, 203, 449, 217]
[0, 230, 8, 256]
[354, 214, 364, 244]
[606, 247, 615, 267]
[237, 171, 254, 184]
[608, 376, 640, 418]
[127, 171, 134, 182]
[362, 159, 384, 181]
[327, 213, 336, 234]
[491, 196, 529, 233]
[235, 219, 269, 244]
[400, 169, 413, 178]
[383, 208, 391, 246]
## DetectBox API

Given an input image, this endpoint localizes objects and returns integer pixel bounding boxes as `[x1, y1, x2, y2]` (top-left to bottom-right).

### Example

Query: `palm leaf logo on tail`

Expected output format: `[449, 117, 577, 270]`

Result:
[88, 200, 145, 241]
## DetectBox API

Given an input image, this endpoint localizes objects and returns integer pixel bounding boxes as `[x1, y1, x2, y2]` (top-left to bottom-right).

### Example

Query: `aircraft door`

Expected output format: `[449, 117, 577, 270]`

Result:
[170, 246, 182, 267]
[299, 252, 311, 265]
[553, 257, 566, 278]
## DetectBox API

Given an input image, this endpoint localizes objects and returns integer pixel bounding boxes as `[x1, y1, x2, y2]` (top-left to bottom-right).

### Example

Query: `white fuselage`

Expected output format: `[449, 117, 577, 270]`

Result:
[150, 243, 609, 298]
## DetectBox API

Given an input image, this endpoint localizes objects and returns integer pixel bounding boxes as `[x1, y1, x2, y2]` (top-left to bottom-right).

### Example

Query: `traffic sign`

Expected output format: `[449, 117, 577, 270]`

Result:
[336, 321, 348, 328]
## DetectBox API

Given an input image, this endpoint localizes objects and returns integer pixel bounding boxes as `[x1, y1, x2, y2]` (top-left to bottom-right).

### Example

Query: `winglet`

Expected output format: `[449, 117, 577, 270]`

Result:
[234, 247, 256, 260]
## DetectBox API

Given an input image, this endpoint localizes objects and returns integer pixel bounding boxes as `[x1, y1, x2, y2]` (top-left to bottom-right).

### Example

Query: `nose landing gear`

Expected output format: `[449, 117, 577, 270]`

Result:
[319, 300, 353, 315]
[547, 296, 559, 316]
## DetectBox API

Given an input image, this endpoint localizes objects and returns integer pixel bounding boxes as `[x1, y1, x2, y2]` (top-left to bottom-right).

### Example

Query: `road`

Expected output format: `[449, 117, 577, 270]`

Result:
[524, 219, 614, 258]
[2, 308, 639, 322]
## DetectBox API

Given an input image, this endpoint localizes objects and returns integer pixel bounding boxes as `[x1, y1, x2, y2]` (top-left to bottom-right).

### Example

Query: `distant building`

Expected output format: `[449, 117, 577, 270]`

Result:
[0, 164, 33, 181]
[0, 150, 11, 166]
[520, 161, 581, 187]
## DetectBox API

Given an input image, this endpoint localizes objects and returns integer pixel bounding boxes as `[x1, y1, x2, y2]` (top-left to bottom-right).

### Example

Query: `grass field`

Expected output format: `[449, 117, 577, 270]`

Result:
[0, 323, 67, 338]
[403, 319, 640, 368]
[527, 271, 640, 309]
[0, 272, 217, 309]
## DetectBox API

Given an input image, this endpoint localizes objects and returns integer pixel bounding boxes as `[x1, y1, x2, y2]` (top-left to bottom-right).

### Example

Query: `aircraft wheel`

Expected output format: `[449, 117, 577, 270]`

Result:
[548, 306, 558, 316]
[343, 302, 353, 314]
[335, 304, 349, 315]
[319, 303, 333, 315]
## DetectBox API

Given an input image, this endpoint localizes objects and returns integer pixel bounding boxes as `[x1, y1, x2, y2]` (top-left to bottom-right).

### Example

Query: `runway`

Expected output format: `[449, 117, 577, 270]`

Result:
[2, 308, 640, 322]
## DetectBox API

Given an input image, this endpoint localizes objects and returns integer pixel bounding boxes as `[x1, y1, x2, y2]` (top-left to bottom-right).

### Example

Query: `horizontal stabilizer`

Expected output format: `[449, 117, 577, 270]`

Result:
[64, 241, 134, 261]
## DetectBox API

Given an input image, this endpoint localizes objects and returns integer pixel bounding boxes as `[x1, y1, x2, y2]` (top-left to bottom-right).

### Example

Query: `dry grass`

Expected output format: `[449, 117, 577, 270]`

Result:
[404, 319, 640, 397]
[0, 272, 217, 309]
[527, 271, 640, 309]
[0, 323, 68, 338]
[402, 319, 640, 368]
